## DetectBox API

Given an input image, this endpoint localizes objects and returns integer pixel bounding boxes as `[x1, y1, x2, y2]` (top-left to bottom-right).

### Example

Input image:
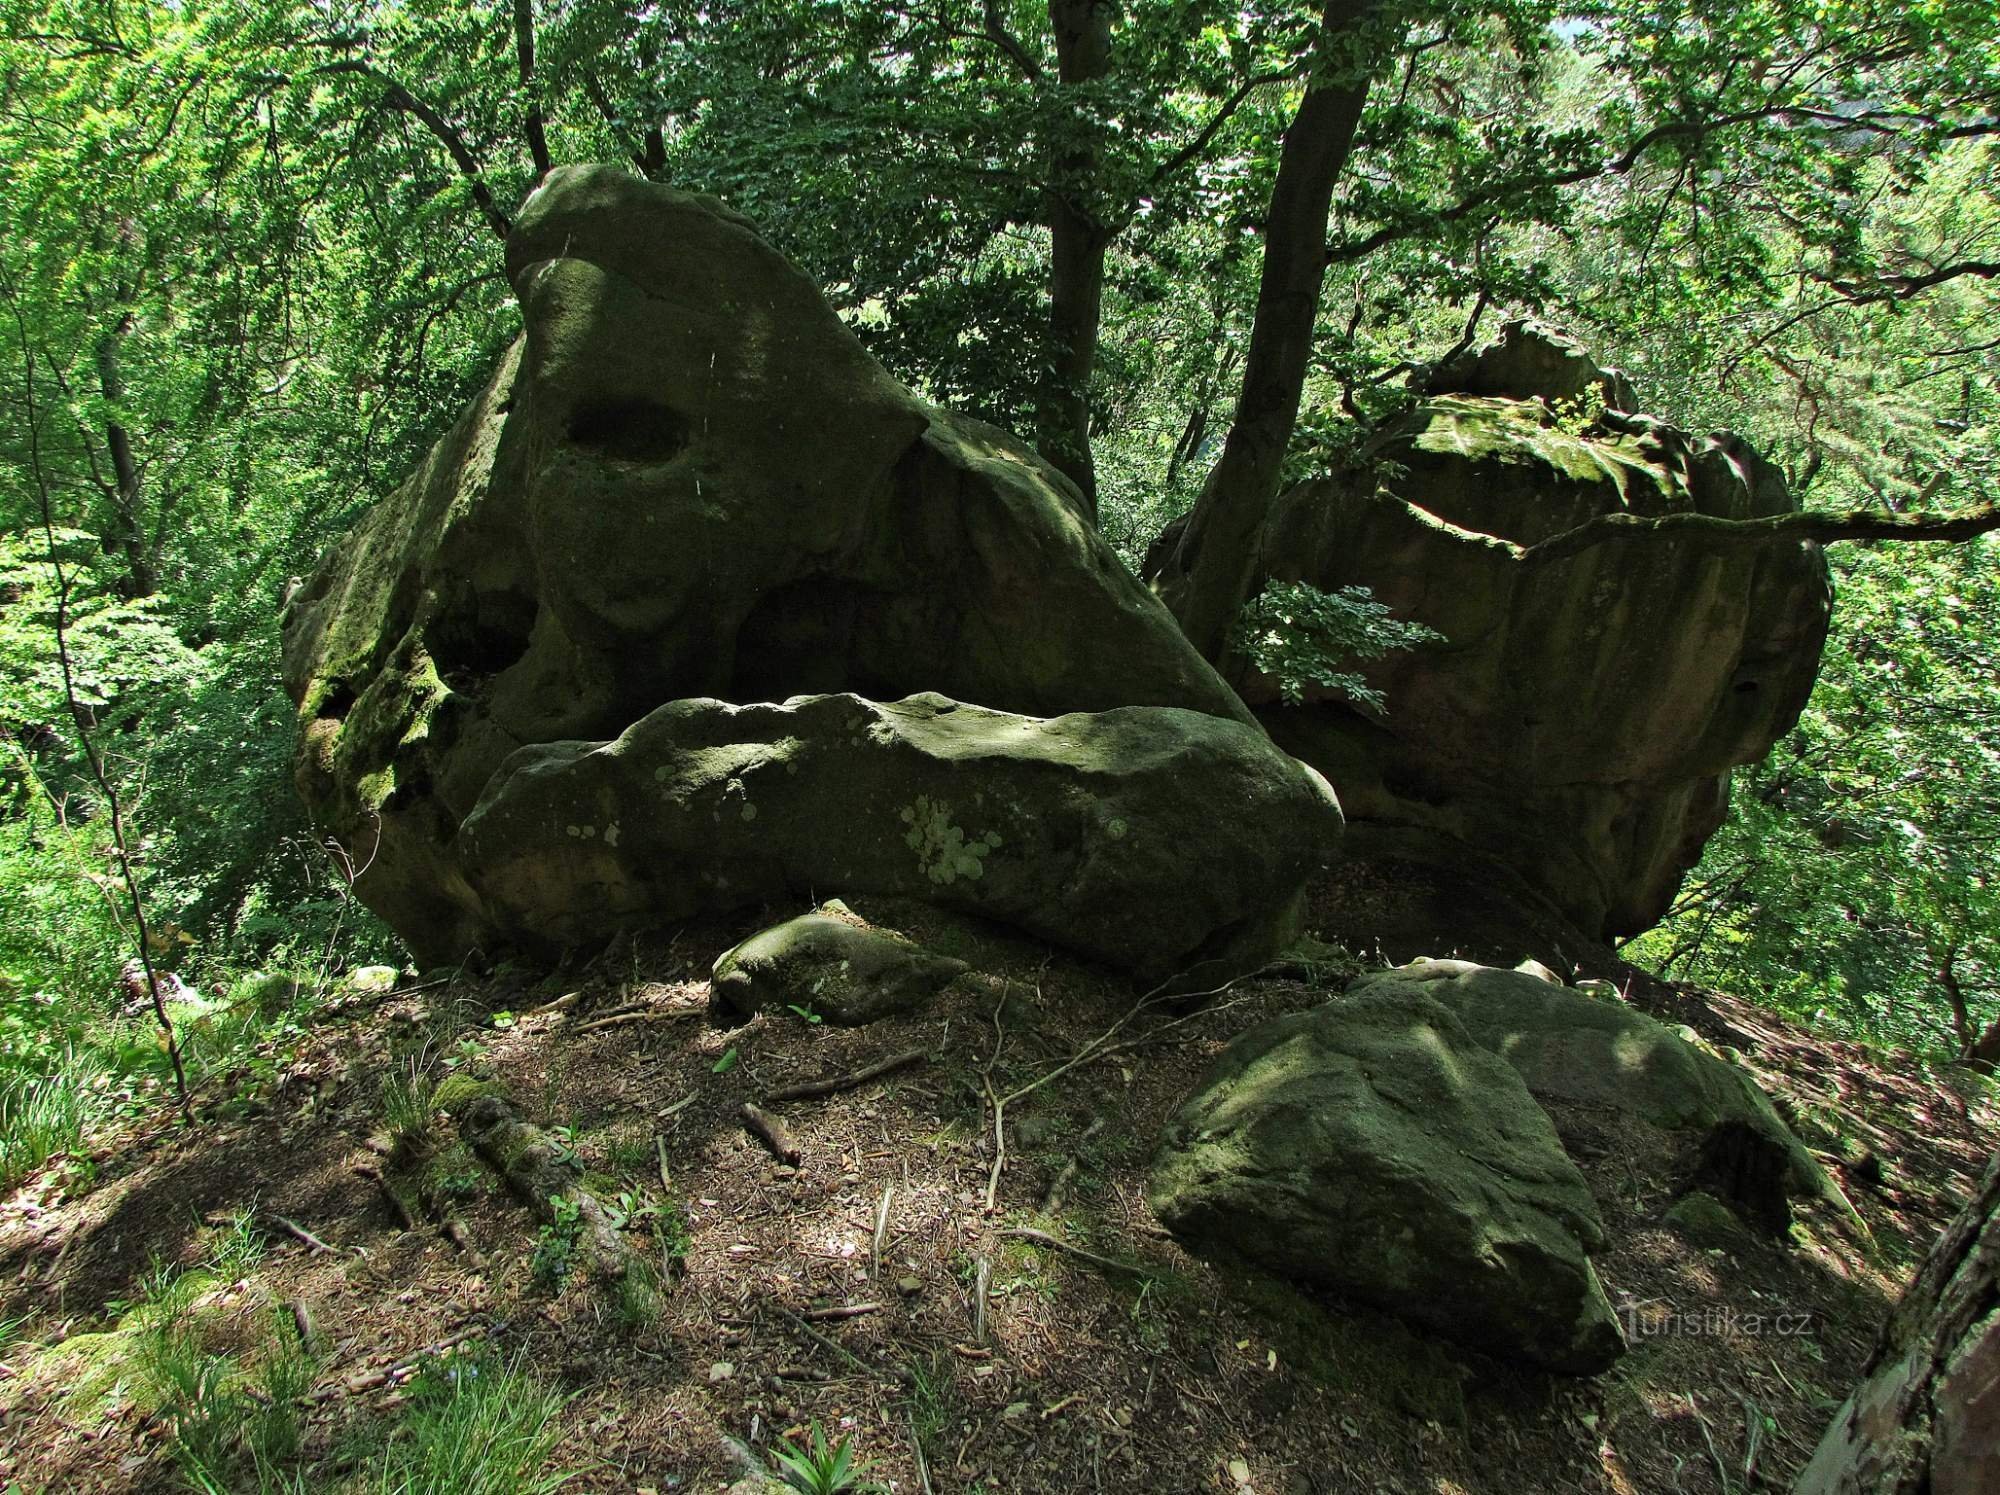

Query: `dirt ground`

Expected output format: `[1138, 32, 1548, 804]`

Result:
[2, 888, 1993, 1494]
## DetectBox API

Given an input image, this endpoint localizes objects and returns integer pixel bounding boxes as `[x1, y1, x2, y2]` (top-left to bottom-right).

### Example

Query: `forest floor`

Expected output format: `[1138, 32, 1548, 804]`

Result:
[1, 887, 1994, 1495]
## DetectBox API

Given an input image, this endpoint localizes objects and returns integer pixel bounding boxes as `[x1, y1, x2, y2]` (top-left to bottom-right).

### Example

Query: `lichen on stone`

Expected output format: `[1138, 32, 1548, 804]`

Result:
[900, 796, 1001, 884]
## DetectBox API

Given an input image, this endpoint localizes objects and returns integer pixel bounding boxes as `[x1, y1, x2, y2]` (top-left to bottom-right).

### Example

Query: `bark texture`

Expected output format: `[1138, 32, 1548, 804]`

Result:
[1793, 1154, 2000, 1495]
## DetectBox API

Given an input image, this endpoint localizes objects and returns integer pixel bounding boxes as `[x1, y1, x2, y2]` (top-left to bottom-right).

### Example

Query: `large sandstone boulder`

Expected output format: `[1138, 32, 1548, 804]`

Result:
[451, 693, 1335, 980]
[1155, 324, 1831, 949]
[1148, 986, 1626, 1373]
[1349, 960, 1833, 1225]
[281, 165, 1325, 968]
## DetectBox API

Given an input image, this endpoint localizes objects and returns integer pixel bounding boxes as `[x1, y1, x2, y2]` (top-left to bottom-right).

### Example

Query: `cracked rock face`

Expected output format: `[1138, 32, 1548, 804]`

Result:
[281, 165, 1336, 970]
[1235, 326, 1832, 946]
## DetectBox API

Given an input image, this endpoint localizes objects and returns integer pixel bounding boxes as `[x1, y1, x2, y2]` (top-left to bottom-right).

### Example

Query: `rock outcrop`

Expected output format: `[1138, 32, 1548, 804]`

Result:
[1148, 985, 1626, 1373]
[1349, 959, 1832, 1226]
[281, 165, 1334, 970]
[1155, 322, 1831, 952]
[450, 692, 1335, 980]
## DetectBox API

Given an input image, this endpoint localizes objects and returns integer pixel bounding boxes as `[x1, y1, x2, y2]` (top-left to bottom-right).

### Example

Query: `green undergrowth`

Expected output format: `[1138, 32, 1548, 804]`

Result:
[12, 1251, 573, 1493]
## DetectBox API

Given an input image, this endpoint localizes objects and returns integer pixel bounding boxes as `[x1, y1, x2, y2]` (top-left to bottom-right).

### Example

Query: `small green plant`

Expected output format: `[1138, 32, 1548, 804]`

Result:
[769, 1421, 879, 1494]
[207, 1208, 267, 1277]
[365, 1344, 572, 1493]
[656, 1196, 692, 1271]
[529, 1196, 584, 1293]
[382, 1057, 436, 1161]
[142, 1316, 242, 1484]
[902, 1352, 954, 1459]
[602, 1122, 653, 1174]
[429, 1143, 487, 1201]
[1231, 580, 1443, 710]
[610, 1256, 663, 1331]
[712, 1046, 740, 1074]
[244, 1309, 323, 1466]
[785, 1002, 824, 1025]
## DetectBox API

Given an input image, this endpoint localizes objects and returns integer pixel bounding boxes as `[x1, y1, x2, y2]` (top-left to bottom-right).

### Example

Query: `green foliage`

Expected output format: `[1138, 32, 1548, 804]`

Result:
[0, 0, 1993, 1086]
[0, 1049, 96, 1189]
[1628, 538, 2000, 1053]
[75, 1264, 327, 1490]
[1231, 581, 1444, 710]
[769, 1421, 879, 1495]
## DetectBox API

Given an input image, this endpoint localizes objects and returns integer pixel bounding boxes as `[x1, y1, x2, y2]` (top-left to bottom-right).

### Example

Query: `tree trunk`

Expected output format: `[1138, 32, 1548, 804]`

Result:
[1793, 1153, 2000, 1494]
[512, 0, 552, 178]
[1034, 0, 1114, 518]
[94, 310, 155, 599]
[1152, 0, 1386, 661]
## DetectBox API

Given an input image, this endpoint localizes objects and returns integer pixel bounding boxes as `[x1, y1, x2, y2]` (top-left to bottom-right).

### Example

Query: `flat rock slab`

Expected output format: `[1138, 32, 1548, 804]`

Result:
[1148, 986, 1626, 1374]
[455, 691, 1340, 982]
[710, 906, 968, 1025]
[1350, 959, 1831, 1224]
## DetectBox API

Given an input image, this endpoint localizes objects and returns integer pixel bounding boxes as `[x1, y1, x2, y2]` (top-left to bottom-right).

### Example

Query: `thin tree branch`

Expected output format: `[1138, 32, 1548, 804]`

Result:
[315, 60, 512, 239]
[1150, 67, 1305, 188]
[1520, 503, 2000, 568]
[981, 0, 1043, 80]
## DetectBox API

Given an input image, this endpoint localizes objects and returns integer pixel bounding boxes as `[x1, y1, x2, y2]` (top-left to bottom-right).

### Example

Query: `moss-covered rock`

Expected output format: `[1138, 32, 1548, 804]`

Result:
[282, 164, 1290, 969]
[433, 1074, 509, 1118]
[1350, 959, 1833, 1225]
[711, 907, 968, 1025]
[1148, 985, 1626, 1374]
[1664, 1191, 1753, 1250]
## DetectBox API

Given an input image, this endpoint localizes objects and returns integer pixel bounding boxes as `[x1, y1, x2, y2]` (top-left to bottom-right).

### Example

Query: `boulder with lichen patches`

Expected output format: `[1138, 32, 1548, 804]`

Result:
[448, 692, 1338, 982]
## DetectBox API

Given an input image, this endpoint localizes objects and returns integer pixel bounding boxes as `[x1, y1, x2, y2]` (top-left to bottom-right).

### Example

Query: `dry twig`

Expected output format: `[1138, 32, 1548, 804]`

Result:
[764, 1047, 929, 1102]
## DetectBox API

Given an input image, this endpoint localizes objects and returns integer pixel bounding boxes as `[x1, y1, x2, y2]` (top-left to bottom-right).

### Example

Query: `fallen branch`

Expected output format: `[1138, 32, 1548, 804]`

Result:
[322, 1318, 499, 1399]
[286, 1299, 317, 1354]
[769, 1301, 906, 1382]
[266, 1212, 339, 1256]
[764, 1048, 929, 1103]
[572, 1006, 706, 1036]
[1521, 501, 2000, 568]
[800, 1302, 881, 1322]
[981, 969, 1251, 1210]
[741, 1102, 802, 1165]
[459, 1095, 633, 1278]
